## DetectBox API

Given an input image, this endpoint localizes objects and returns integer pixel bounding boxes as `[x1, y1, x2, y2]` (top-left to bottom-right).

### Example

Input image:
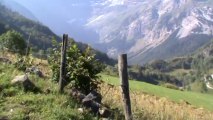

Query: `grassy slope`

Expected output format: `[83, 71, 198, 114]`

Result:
[0, 63, 94, 120]
[101, 74, 213, 111]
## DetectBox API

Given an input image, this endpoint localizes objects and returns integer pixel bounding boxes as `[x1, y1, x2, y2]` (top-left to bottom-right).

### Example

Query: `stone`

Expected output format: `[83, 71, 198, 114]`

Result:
[82, 91, 102, 114]
[82, 91, 102, 103]
[11, 75, 40, 92]
[78, 108, 84, 113]
[99, 108, 111, 118]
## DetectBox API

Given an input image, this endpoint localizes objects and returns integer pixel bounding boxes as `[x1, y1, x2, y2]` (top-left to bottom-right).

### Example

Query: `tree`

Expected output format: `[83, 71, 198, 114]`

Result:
[0, 30, 26, 54]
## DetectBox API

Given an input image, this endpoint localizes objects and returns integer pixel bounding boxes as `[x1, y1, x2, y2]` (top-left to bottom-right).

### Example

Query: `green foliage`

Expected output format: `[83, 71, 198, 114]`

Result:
[48, 38, 60, 82]
[0, 30, 26, 54]
[49, 39, 104, 94]
[14, 55, 34, 71]
[77, 42, 116, 66]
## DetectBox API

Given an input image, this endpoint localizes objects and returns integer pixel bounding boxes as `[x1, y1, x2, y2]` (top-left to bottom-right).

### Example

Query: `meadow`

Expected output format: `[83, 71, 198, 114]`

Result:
[100, 74, 213, 120]
[101, 74, 213, 111]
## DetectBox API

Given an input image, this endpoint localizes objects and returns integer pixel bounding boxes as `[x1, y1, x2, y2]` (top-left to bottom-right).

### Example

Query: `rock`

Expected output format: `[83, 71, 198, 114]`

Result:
[70, 89, 85, 102]
[26, 66, 43, 77]
[0, 57, 11, 64]
[78, 108, 84, 113]
[70, 90, 112, 117]
[82, 91, 102, 114]
[82, 91, 102, 103]
[11, 75, 40, 93]
[99, 108, 111, 118]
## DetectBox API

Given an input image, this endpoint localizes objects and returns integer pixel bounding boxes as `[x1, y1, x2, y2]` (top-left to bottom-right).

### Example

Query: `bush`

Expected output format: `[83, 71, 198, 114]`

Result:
[0, 30, 26, 54]
[49, 39, 104, 94]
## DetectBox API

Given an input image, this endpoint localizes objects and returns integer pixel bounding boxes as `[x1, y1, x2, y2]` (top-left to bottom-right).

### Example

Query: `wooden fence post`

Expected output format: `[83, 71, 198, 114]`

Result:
[118, 54, 132, 120]
[59, 34, 68, 93]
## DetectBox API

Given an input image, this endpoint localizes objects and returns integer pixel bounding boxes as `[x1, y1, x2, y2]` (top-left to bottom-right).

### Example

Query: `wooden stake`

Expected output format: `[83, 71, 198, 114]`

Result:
[118, 54, 132, 120]
[59, 34, 68, 93]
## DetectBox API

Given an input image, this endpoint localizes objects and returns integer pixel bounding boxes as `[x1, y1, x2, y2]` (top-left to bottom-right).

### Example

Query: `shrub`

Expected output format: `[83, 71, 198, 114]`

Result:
[0, 30, 26, 54]
[49, 39, 104, 94]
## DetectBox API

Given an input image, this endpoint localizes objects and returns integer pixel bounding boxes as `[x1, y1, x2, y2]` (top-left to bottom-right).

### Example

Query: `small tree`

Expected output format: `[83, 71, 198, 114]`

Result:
[0, 30, 26, 54]
[49, 39, 104, 94]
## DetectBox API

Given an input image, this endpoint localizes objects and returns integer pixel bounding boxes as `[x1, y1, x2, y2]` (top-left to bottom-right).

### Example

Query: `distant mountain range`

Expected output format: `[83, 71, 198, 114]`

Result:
[2, 0, 213, 64]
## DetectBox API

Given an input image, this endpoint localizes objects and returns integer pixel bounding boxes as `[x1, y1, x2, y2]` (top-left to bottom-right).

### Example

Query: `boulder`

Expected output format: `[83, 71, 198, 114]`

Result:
[11, 75, 40, 92]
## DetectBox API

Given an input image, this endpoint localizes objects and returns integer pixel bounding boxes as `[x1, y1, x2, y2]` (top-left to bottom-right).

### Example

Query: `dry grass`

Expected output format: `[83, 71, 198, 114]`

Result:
[0, 52, 51, 77]
[99, 83, 213, 120]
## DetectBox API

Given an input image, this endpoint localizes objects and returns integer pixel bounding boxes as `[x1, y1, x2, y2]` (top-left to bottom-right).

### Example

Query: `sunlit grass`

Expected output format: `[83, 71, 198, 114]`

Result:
[101, 74, 213, 111]
[0, 63, 94, 120]
[99, 82, 213, 119]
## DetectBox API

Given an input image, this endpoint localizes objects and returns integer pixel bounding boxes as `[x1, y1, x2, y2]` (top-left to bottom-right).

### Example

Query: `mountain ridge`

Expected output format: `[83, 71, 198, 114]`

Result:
[4, 0, 213, 64]
[87, 0, 213, 64]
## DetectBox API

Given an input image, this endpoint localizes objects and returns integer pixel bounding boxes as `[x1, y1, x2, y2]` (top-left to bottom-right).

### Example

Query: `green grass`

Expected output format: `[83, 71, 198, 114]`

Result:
[0, 63, 94, 120]
[101, 74, 213, 111]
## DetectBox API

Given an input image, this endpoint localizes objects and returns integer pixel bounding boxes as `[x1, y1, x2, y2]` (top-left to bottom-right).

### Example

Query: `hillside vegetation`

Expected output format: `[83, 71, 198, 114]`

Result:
[0, 57, 94, 120]
[0, 4, 60, 50]
[104, 39, 213, 93]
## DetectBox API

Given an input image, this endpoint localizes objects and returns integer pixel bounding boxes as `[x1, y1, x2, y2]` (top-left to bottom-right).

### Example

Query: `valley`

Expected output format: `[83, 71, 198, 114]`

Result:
[1, 0, 213, 119]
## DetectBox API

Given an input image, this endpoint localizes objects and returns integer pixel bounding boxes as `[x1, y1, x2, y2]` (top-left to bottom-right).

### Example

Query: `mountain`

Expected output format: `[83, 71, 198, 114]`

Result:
[0, 0, 37, 21]
[87, 0, 213, 64]
[8, 0, 213, 64]
[0, 3, 115, 65]
[6, 0, 98, 44]
[0, 4, 61, 50]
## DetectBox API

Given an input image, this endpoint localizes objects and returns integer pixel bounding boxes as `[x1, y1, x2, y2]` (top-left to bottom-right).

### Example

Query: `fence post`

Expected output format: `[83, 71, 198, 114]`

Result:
[118, 54, 132, 120]
[59, 34, 68, 93]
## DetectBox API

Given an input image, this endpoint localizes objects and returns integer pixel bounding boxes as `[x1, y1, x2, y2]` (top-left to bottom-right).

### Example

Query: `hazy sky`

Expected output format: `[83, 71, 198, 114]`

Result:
[6, 0, 95, 38]
[13, 0, 92, 20]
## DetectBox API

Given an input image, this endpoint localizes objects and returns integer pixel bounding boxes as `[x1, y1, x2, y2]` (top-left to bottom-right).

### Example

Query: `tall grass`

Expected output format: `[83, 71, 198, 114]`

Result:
[99, 83, 213, 120]
[101, 74, 213, 111]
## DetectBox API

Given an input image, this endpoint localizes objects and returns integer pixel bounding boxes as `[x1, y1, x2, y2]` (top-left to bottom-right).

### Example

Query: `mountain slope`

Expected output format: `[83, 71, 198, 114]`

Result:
[0, 4, 115, 65]
[7, 0, 213, 64]
[0, 0, 37, 21]
[86, 0, 213, 64]
[0, 4, 60, 49]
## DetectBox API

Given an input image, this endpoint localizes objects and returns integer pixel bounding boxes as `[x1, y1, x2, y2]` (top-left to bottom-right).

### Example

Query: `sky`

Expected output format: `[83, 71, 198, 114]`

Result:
[13, 0, 92, 20]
